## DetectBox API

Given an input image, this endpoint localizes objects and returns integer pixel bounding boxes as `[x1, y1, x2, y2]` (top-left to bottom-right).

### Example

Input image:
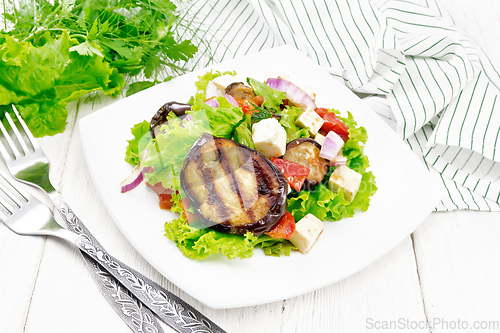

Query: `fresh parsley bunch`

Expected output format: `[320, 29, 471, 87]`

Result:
[0, 0, 198, 137]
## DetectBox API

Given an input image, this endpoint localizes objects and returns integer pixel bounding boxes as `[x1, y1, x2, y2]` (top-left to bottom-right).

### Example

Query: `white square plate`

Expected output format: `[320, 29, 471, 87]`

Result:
[79, 45, 443, 309]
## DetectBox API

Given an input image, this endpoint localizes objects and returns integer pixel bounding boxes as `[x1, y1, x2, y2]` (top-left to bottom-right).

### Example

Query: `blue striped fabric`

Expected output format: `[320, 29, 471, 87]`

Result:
[176, 0, 500, 211]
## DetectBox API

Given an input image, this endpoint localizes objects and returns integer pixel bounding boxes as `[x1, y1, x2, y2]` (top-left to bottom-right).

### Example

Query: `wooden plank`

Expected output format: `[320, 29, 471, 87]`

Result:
[413, 212, 500, 330]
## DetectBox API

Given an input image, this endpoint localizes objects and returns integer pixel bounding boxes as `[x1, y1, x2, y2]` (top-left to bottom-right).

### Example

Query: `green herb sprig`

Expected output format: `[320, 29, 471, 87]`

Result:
[248, 101, 273, 122]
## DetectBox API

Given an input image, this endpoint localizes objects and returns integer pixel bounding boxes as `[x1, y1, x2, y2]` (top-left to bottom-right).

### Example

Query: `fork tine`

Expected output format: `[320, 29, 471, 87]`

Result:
[4, 110, 31, 155]
[0, 116, 21, 160]
[0, 132, 13, 162]
[0, 173, 27, 208]
[0, 180, 20, 216]
[11, 105, 40, 151]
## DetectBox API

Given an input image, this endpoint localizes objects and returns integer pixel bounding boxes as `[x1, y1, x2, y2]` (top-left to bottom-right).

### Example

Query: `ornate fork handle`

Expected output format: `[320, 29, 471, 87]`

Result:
[51, 193, 226, 333]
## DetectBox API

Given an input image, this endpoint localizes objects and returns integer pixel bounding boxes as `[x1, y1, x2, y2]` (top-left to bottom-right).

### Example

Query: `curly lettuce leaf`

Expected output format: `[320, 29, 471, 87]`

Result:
[14, 94, 68, 137]
[164, 192, 296, 260]
[190, 96, 243, 138]
[54, 48, 125, 102]
[288, 170, 377, 223]
[0, 32, 71, 101]
[254, 235, 297, 257]
[124, 120, 150, 166]
[0, 31, 125, 137]
[279, 106, 310, 143]
[164, 193, 257, 260]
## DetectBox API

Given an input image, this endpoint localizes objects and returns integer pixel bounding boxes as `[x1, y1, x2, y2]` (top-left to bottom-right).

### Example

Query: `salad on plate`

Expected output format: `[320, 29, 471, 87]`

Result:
[121, 70, 377, 260]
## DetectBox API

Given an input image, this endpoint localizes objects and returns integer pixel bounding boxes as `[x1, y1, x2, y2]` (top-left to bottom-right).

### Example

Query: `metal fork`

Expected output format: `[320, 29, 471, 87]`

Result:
[0, 106, 226, 333]
[0, 171, 82, 242]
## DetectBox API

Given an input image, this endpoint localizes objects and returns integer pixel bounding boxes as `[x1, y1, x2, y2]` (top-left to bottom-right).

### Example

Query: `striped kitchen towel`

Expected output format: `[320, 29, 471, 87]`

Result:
[175, 0, 500, 211]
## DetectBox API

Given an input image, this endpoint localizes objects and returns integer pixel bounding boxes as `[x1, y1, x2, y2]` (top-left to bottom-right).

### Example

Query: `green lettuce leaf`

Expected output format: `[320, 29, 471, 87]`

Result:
[190, 96, 243, 138]
[15, 91, 68, 137]
[279, 106, 310, 143]
[54, 47, 125, 102]
[0, 31, 125, 137]
[231, 114, 254, 148]
[253, 235, 297, 257]
[142, 111, 211, 190]
[124, 120, 150, 166]
[0, 32, 71, 100]
[164, 193, 296, 260]
[164, 193, 257, 260]
[247, 77, 286, 111]
[192, 70, 236, 101]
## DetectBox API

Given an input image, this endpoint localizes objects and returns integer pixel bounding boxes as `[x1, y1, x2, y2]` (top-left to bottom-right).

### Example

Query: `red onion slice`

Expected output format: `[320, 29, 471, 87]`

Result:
[320, 131, 344, 160]
[266, 77, 316, 109]
[204, 95, 239, 108]
[223, 94, 239, 107]
[121, 150, 153, 193]
[205, 97, 219, 108]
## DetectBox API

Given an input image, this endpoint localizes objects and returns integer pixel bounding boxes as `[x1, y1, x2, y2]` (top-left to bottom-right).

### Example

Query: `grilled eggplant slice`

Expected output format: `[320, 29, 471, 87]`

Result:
[180, 133, 288, 236]
[225, 82, 256, 100]
[150, 101, 192, 138]
[283, 138, 329, 190]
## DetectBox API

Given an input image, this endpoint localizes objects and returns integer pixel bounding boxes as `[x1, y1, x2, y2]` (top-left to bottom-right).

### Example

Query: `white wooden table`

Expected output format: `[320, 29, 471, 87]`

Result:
[2, 1, 500, 332]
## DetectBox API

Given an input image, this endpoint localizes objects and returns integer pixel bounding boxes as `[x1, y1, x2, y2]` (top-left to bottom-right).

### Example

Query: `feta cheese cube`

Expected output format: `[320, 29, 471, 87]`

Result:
[289, 213, 325, 254]
[252, 118, 287, 159]
[328, 165, 362, 202]
[295, 108, 324, 136]
[314, 132, 326, 146]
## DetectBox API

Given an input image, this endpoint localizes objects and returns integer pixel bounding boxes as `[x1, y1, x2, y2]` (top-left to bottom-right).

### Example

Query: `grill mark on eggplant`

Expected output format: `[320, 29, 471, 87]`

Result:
[193, 149, 230, 223]
[216, 142, 256, 223]
[253, 157, 271, 196]
[252, 156, 274, 213]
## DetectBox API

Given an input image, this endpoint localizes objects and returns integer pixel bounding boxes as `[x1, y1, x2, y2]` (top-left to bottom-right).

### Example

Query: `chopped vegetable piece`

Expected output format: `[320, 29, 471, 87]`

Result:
[251, 95, 265, 107]
[226, 82, 256, 100]
[320, 131, 345, 160]
[121, 164, 147, 193]
[252, 118, 287, 159]
[271, 158, 310, 191]
[159, 194, 174, 210]
[315, 108, 350, 142]
[235, 98, 254, 115]
[295, 108, 324, 136]
[329, 165, 363, 202]
[283, 138, 329, 189]
[265, 211, 296, 240]
[266, 78, 317, 110]
[289, 213, 324, 254]
[314, 132, 326, 146]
